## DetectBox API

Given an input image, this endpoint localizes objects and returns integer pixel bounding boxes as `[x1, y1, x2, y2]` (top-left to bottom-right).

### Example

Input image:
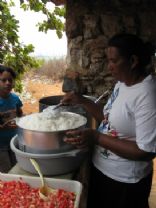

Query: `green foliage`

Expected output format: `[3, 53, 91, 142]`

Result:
[0, 0, 42, 92]
[0, 0, 66, 92]
[21, 0, 65, 38]
[33, 57, 67, 81]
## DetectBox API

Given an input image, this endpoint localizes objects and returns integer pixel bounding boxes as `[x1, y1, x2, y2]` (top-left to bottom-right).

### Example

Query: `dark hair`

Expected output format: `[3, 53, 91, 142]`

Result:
[108, 33, 155, 68]
[0, 65, 16, 79]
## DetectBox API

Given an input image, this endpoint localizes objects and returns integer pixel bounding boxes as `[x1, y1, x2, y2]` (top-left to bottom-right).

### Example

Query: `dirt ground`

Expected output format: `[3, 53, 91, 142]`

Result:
[22, 79, 64, 114]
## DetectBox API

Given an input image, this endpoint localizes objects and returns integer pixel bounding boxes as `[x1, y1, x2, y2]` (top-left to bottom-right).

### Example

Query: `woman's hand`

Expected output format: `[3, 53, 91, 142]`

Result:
[61, 91, 85, 106]
[61, 92, 104, 122]
[64, 128, 99, 149]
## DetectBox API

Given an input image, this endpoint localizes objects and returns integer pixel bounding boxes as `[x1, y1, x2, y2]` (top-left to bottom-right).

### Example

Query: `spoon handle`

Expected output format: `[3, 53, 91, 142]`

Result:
[30, 159, 44, 187]
[94, 90, 109, 103]
[52, 103, 62, 110]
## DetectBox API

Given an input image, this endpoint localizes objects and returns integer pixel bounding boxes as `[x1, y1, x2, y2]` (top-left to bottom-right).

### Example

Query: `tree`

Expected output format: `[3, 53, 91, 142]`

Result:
[20, 0, 65, 38]
[0, 0, 40, 92]
[0, 0, 65, 92]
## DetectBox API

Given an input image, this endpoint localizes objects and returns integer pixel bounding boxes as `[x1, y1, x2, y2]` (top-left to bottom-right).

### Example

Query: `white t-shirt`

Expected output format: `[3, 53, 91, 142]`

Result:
[93, 75, 156, 183]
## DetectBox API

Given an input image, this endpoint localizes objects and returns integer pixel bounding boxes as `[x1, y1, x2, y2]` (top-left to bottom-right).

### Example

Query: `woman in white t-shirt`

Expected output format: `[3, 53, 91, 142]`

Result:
[62, 33, 156, 208]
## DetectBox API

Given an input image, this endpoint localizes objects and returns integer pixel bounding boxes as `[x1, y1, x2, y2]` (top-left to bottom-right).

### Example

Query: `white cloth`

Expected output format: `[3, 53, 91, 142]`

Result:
[93, 75, 156, 183]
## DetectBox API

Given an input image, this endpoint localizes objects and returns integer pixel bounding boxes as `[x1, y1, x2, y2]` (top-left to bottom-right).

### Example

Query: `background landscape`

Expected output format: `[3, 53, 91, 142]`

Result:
[17, 57, 66, 114]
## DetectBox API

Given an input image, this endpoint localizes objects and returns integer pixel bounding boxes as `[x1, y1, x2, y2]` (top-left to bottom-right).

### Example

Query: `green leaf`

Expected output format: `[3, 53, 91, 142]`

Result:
[0, 0, 66, 92]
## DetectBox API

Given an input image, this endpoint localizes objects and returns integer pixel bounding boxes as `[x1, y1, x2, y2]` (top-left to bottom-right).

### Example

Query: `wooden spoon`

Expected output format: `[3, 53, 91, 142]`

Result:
[30, 158, 57, 201]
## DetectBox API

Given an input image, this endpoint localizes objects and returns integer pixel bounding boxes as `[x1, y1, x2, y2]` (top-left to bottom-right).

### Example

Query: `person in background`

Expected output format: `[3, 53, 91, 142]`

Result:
[0, 65, 23, 172]
[61, 33, 156, 208]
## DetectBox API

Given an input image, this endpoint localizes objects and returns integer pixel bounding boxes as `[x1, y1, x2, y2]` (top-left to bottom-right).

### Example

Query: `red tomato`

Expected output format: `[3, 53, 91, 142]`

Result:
[0, 180, 76, 208]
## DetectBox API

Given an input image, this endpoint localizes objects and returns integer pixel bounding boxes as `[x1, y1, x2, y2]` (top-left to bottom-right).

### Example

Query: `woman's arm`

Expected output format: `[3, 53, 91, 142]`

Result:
[61, 92, 104, 122]
[97, 133, 155, 161]
[65, 129, 155, 161]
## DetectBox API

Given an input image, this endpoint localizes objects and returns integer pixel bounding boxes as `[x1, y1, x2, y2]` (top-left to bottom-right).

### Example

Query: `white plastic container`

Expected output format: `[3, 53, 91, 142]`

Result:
[11, 136, 88, 176]
[0, 172, 82, 208]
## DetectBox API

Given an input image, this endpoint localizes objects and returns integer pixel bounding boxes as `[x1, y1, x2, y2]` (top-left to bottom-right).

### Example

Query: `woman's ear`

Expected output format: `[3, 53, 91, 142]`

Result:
[130, 55, 139, 69]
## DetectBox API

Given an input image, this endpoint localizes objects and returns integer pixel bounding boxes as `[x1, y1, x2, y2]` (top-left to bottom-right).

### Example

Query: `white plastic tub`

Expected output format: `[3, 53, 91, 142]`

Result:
[0, 172, 82, 208]
[11, 136, 88, 175]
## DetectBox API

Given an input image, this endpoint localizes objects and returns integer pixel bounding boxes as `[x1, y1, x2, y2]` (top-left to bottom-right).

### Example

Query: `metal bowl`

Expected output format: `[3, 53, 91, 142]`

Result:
[16, 112, 87, 154]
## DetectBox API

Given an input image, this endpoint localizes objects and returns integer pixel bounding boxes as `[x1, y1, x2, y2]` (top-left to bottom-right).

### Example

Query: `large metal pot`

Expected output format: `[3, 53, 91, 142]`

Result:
[16, 112, 87, 154]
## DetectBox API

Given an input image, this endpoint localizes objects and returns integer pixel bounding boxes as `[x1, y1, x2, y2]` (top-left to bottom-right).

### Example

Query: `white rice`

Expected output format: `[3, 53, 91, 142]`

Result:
[17, 112, 87, 132]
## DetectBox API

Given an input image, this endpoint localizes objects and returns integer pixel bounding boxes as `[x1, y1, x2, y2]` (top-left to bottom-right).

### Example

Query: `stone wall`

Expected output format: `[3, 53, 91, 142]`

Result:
[65, 0, 156, 97]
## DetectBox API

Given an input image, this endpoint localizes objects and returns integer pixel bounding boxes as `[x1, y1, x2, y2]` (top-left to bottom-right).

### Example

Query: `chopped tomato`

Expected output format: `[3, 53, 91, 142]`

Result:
[0, 180, 76, 208]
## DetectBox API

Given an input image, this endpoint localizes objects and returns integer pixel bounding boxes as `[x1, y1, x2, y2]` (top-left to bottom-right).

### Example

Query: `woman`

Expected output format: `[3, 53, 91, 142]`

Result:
[61, 34, 156, 208]
[0, 65, 23, 171]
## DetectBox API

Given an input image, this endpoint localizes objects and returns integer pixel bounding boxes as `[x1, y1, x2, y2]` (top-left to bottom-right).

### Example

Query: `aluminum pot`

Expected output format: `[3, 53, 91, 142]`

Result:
[16, 112, 87, 154]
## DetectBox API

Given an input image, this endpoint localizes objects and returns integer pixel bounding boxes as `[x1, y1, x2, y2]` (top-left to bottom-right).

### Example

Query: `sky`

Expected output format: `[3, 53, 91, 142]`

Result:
[10, 1, 67, 58]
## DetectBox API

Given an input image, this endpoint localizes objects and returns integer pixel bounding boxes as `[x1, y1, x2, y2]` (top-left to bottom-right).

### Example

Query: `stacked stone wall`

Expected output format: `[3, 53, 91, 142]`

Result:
[65, 0, 156, 97]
